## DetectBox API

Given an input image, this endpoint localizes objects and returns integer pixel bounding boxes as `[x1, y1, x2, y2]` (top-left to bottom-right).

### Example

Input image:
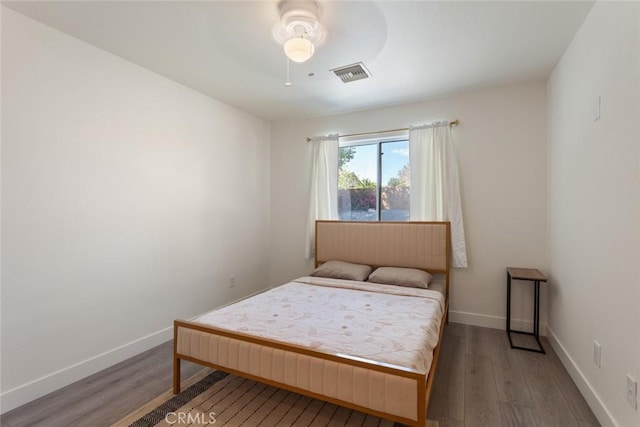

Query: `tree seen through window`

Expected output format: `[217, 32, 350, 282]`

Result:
[338, 139, 410, 221]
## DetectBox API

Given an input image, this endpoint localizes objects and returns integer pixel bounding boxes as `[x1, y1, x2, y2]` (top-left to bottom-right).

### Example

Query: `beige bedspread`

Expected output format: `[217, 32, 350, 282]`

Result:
[195, 276, 444, 374]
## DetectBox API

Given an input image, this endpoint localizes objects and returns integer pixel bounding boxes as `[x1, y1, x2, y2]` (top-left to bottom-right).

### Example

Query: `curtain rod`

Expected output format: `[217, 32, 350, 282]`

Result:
[306, 119, 459, 143]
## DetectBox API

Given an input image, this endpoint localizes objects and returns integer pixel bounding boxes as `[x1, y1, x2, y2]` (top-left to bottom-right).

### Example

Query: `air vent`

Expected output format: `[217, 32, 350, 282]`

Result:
[330, 62, 371, 83]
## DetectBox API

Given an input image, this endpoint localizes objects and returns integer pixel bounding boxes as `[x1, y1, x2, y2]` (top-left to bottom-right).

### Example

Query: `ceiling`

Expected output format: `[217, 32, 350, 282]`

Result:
[4, 1, 594, 121]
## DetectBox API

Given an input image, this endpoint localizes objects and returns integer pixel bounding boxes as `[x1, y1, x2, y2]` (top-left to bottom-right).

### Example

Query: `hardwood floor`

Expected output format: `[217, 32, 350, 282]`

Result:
[428, 324, 600, 427]
[0, 343, 203, 427]
[0, 324, 600, 427]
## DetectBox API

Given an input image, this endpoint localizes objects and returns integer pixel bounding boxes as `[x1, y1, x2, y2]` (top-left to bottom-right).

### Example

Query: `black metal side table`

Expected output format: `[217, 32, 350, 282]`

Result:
[506, 267, 547, 354]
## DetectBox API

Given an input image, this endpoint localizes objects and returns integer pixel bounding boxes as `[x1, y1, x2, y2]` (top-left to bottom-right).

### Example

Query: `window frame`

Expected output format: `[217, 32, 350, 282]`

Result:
[338, 130, 410, 221]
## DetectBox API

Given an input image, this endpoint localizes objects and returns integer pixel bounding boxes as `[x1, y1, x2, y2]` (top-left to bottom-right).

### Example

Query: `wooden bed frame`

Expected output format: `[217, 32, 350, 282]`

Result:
[174, 220, 450, 426]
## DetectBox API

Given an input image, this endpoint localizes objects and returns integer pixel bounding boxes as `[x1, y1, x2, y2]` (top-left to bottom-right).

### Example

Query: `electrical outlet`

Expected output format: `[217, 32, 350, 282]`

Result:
[229, 275, 236, 288]
[627, 374, 638, 410]
[593, 341, 602, 368]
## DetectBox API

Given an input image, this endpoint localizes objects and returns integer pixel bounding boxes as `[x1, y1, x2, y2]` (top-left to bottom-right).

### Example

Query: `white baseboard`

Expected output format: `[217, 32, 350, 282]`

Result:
[546, 327, 617, 427]
[0, 288, 271, 414]
[449, 309, 548, 336]
[0, 326, 173, 414]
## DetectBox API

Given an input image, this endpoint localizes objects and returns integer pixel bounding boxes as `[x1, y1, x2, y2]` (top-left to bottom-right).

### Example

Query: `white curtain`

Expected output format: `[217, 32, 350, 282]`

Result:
[410, 122, 468, 268]
[305, 134, 339, 258]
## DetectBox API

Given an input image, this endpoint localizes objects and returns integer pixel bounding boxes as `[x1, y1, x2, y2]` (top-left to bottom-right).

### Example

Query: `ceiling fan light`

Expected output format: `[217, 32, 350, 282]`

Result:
[284, 37, 314, 63]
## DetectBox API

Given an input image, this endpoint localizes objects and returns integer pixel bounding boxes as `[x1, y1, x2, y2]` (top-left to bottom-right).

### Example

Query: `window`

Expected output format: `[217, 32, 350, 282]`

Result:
[338, 132, 410, 221]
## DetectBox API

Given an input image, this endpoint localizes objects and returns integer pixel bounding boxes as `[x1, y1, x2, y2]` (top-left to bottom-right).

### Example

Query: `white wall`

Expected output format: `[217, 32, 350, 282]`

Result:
[271, 82, 549, 332]
[547, 2, 639, 426]
[1, 8, 270, 412]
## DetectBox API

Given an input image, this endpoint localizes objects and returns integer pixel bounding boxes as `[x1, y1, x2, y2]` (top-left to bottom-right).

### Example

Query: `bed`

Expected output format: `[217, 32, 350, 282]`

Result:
[173, 220, 450, 426]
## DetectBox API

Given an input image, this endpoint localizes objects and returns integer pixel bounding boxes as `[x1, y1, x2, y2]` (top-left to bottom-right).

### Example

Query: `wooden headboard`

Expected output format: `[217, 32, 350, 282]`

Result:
[315, 221, 450, 271]
[315, 220, 451, 300]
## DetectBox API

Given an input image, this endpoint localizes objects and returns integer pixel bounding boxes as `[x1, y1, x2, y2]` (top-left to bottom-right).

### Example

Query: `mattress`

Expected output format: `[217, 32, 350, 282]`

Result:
[194, 276, 444, 373]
